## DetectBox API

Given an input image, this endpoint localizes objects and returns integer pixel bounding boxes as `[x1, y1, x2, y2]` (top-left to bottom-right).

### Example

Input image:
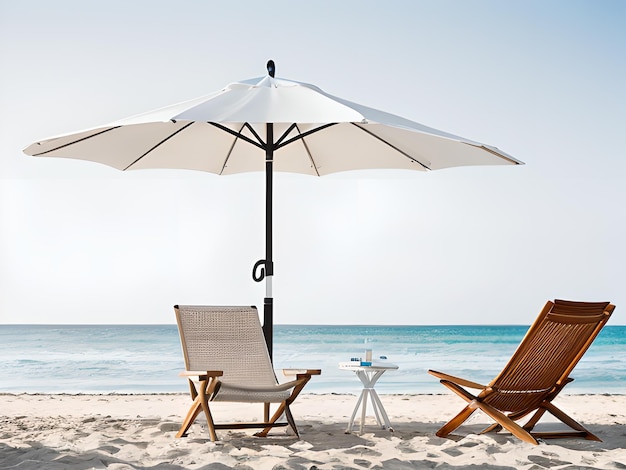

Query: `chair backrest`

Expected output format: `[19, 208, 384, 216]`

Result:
[174, 305, 278, 387]
[489, 300, 613, 408]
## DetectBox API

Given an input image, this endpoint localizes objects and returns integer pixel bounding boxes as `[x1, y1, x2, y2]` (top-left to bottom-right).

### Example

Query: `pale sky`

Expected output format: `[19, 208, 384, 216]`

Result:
[1, 1, 625, 325]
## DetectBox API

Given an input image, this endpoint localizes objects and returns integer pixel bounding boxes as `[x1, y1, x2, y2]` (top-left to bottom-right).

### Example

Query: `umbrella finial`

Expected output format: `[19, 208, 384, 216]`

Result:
[267, 60, 275, 78]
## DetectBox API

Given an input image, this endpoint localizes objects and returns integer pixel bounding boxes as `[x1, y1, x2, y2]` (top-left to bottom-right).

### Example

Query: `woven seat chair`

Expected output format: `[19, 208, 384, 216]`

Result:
[174, 305, 320, 441]
[428, 299, 615, 444]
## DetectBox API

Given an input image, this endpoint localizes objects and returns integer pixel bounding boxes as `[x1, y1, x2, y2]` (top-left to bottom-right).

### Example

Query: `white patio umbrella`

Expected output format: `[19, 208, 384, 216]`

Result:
[24, 60, 523, 358]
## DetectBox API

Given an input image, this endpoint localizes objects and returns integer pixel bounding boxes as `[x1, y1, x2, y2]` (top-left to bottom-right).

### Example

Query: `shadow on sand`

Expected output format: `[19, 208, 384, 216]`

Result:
[1, 418, 624, 470]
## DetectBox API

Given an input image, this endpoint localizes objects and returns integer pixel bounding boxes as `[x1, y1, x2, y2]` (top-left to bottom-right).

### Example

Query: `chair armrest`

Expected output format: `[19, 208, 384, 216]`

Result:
[428, 369, 485, 389]
[282, 368, 321, 377]
[180, 370, 224, 379]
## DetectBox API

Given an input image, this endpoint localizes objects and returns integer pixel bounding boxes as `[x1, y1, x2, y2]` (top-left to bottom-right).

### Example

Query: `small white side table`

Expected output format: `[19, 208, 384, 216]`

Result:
[339, 361, 399, 434]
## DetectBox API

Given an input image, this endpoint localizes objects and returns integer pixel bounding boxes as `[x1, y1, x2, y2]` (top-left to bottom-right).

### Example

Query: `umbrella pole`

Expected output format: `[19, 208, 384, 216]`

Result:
[262, 62, 276, 360]
[264, 123, 274, 360]
[252, 122, 275, 359]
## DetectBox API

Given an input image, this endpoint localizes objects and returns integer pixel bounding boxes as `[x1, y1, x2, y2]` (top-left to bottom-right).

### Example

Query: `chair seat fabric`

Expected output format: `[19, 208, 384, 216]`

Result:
[212, 383, 292, 403]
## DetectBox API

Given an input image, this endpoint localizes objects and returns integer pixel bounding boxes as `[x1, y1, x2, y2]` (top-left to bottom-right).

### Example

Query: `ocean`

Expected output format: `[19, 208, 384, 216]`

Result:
[0, 324, 624, 395]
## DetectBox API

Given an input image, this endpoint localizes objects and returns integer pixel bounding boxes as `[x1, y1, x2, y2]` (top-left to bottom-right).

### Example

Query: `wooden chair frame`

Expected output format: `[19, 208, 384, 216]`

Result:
[428, 299, 614, 445]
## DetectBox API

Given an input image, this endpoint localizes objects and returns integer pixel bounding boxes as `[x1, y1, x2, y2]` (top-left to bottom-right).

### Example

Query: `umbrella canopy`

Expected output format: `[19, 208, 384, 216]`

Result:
[24, 70, 520, 176]
[24, 61, 523, 358]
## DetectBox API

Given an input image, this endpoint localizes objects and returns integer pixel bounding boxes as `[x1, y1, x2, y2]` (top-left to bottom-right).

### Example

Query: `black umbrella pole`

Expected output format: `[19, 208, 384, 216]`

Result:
[264, 297, 273, 360]
[263, 123, 274, 360]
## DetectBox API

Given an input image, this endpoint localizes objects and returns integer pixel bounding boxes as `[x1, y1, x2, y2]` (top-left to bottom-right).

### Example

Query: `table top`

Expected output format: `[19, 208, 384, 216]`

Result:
[339, 361, 399, 371]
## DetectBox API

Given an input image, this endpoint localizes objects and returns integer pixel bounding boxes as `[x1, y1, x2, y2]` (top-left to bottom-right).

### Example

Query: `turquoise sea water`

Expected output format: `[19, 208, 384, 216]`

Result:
[0, 324, 624, 394]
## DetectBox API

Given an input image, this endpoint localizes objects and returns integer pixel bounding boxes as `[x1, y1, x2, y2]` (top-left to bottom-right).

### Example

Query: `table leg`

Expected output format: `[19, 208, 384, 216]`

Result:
[371, 388, 393, 431]
[346, 389, 365, 433]
[369, 390, 384, 427]
[360, 388, 368, 434]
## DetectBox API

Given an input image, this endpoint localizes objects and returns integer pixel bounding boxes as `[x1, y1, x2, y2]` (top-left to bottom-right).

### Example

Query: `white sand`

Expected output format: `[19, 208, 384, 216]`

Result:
[1, 393, 625, 469]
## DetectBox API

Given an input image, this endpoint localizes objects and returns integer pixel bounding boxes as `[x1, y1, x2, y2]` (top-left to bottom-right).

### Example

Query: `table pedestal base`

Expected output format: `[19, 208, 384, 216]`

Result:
[345, 369, 394, 434]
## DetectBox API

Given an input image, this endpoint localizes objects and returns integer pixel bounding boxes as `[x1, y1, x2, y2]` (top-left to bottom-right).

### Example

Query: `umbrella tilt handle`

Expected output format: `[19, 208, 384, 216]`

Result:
[253, 259, 274, 282]
[253, 259, 265, 282]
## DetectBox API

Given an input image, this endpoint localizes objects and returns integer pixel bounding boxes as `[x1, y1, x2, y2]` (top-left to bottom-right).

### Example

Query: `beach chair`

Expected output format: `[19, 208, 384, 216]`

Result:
[428, 299, 614, 444]
[174, 305, 321, 441]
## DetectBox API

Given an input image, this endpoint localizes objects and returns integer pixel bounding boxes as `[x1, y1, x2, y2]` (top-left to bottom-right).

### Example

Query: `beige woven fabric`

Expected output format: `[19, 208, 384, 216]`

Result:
[175, 305, 291, 403]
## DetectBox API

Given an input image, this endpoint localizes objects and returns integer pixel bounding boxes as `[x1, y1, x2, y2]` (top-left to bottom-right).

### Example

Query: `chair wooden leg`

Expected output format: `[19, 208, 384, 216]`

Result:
[435, 380, 485, 438]
[537, 402, 601, 441]
[437, 380, 538, 444]
[256, 374, 312, 437]
[176, 396, 203, 438]
[503, 400, 600, 441]
[177, 378, 220, 441]
[439, 401, 538, 444]
[479, 423, 503, 434]
[197, 379, 219, 441]
[473, 401, 538, 445]
[264, 402, 270, 422]
[188, 379, 198, 400]
[520, 406, 548, 432]
[284, 404, 299, 437]
[436, 404, 476, 438]
[255, 401, 288, 437]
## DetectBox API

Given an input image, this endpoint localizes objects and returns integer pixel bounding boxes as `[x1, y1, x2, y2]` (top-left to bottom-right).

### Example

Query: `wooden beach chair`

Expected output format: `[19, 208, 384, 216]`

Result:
[174, 305, 321, 441]
[428, 299, 614, 444]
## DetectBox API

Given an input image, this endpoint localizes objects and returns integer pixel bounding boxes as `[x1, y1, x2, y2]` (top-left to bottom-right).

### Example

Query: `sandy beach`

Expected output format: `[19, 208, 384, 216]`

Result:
[1, 393, 625, 469]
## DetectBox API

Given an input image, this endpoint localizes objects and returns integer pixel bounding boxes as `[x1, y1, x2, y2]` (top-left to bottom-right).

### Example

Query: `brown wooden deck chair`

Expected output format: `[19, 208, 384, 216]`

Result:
[174, 305, 321, 441]
[428, 299, 614, 444]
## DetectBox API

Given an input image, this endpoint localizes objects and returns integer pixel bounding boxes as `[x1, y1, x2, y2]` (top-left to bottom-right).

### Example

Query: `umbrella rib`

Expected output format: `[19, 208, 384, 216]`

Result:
[218, 123, 251, 175]
[243, 122, 267, 148]
[464, 143, 522, 164]
[351, 123, 432, 170]
[209, 122, 265, 150]
[294, 124, 320, 176]
[275, 123, 337, 150]
[123, 122, 195, 170]
[29, 126, 121, 156]
[274, 123, 298, 147]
